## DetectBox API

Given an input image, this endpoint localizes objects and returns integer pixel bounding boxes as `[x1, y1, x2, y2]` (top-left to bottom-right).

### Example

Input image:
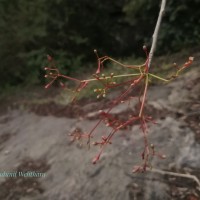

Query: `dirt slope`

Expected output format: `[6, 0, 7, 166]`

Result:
[0, 67, 199, 200]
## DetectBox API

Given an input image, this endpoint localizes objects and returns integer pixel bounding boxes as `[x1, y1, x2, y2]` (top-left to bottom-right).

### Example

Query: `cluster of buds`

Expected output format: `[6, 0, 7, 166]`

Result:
[68, 128, 90, 146]
[44, 48, 194, 172]
[94, 88, 106, 98]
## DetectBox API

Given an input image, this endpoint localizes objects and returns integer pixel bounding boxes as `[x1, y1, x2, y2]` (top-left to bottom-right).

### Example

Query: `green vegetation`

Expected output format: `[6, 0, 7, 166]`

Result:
[0, 0, 199, 90]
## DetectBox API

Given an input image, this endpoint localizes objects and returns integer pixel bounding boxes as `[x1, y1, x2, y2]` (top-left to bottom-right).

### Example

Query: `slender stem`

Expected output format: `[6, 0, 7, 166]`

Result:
[148, 0, 166, 69]
[147, 168, 200, 191]
[101, 57, 145, 69]
[81, 73, 141, 82]
[58, 74, 81, 82]
[148, 73, 169, 82]
[87, 105, 114, 144]
[139, 74, 149, 117]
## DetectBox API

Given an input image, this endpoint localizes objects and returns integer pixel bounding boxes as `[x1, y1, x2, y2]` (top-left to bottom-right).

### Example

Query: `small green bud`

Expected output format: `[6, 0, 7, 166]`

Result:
[150, 144, 154, 148]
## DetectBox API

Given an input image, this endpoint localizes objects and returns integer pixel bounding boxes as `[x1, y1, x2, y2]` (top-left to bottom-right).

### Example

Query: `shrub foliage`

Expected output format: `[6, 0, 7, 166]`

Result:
[0, 0, 199, 88]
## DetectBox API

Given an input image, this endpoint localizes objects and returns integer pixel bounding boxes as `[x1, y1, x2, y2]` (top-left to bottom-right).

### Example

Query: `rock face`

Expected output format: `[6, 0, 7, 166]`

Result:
[0, 68, 199, 200]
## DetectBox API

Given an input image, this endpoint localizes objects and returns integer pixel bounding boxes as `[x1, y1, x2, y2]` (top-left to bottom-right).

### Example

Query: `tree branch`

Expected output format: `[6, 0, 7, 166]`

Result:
[148, 0, 166, 69]
[146, 2, 200, 191]
[147, 168, 200, 191]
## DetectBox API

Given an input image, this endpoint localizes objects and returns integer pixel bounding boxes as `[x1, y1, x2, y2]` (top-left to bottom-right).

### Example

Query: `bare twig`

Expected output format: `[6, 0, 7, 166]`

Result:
[144, 1, 200, 191]
[148, 0, 166, 69]
[147, 168, 200, 191]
